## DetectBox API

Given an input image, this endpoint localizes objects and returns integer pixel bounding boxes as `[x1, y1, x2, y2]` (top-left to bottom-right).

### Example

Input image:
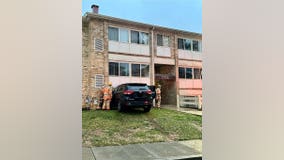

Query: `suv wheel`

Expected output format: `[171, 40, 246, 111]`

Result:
[117, 101, 124, 112]
[143, 106, 151, 113]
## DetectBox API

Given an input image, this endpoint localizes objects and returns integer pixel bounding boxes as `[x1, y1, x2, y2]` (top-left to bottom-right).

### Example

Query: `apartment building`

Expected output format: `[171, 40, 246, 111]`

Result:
[82, 5, 202, 107]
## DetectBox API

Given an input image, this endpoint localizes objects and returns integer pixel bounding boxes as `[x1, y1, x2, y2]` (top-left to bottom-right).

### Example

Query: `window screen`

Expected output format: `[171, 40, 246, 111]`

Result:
[194, 68, 202, 79]
[109, 62, 119, 76]
[178, 38, 184, 49]
[141, 64, 149, 77]
[179, 67, 185, 78]
[131, 31, 139, 43]
[186, 68, 193, 79]
[108, 27, 118, 41]
[119, 28, 129, 43]
[120, 63, 129, 76]
[131, 64, 140, 77]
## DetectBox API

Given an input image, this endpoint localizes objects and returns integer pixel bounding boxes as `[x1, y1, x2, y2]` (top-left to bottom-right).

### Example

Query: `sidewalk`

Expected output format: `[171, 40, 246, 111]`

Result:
[161, 105, 202, 116]
[83, 140, 202, 160]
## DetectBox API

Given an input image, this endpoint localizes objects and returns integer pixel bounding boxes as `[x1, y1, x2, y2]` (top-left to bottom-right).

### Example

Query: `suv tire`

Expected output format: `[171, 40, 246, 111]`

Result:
[117, 101, 124, 112]
[143, 106, 151, 113]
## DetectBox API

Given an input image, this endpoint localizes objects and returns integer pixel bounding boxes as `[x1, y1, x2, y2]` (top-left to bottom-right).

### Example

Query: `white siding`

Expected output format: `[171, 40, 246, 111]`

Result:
[178, 49, 202, 61]
[154, 58, 175, 65]
[109, 77, 150, 88]
[179, 60, 202, 67]
[157, 46, 171, 57]
[109, 54, 150, 63]
[109, 41, 150, 55]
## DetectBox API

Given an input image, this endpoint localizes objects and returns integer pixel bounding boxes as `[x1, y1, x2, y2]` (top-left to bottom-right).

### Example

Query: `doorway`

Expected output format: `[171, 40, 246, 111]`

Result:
[154, 64, 176, 105]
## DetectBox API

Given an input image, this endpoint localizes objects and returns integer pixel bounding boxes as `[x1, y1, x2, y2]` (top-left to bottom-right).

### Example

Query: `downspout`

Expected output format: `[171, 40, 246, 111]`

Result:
[150, 26, 155, 85]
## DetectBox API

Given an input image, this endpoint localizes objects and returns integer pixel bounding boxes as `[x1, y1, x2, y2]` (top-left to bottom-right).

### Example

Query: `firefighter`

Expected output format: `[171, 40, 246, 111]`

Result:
[101, 82, 113, 110]
[85, 95, 91, 110]
[155, 84, 162, 108]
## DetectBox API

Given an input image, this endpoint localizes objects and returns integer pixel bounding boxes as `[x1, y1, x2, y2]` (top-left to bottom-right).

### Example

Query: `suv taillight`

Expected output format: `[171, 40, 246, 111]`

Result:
[146, 90, 152, 95]
[123, 90, 134, 95]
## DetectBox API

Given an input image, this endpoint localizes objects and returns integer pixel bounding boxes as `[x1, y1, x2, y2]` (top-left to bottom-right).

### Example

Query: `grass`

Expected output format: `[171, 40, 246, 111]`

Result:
[82, 108, 202, 147]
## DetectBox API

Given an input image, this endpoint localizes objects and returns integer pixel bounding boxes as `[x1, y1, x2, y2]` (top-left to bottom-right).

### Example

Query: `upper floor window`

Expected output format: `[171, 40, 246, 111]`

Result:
[108, 26, 149, 45]
[192, 40, 201, 52]
[108, 27, 129, 43]
[178, 38, 191, 50]
[179, 67, 201, 79]
[108, 27, 119, 41]
[178, 38, 202, 52]
[131, 31, 149, 45]
[194, 68, 202, 79]
[157, 34, 170, 47]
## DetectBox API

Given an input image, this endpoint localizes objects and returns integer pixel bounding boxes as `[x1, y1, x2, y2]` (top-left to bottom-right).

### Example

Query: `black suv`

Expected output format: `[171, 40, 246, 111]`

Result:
[112, 83, 153, 112]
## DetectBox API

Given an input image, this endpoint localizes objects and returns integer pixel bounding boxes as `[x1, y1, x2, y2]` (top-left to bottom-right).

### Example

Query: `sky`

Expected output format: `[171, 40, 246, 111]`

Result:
[82, 0, 202, 33]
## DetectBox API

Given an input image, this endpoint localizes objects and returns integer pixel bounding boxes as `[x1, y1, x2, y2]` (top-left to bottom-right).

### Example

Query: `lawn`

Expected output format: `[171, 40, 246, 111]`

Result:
[82, 108, 202, 147]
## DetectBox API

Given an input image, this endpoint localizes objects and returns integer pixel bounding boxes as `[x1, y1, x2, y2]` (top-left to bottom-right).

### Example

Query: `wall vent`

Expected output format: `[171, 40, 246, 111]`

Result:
[95, 74, 104, 88]
[94, 38, 103, 51]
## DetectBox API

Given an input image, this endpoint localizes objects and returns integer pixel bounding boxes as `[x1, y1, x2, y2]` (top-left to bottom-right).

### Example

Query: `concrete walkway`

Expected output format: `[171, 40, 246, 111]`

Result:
[83, 140, 202, 160]
[161, 105, 202, 116]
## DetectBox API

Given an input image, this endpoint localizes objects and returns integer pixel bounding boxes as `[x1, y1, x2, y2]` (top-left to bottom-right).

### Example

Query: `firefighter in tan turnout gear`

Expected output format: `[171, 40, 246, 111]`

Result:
[101, 82, 113, 110]
[155, 84, 162, 108]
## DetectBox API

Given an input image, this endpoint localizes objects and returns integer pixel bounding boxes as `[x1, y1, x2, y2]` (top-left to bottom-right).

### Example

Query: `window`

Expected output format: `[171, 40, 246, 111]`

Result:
[139, 32, 149, 45]
[179, 38, 202, 51]
[180, 67, 202, 79]
[119, 28, 129, 43]
[109, 62, 119, 76]
[157, 34, 170, 47]
[109, 62, 149, 77]
[178, 38, 184, 49]
[186, 68, 193, 79]
[108, 27, 130, 43]
[131, 31, 139, 43]
[194, 68, 202, 79]
[157, 34, 163, 46]
[131, 30, 149, 44]
[131, 64, 140, 77]
[184, 39, 191, 50]
[141, 64, 149, 77]
[193, 40, 200, 52]
[179, 67, 185, 78]
[108, 27, 118, 41]
[119, 63, 129, 76]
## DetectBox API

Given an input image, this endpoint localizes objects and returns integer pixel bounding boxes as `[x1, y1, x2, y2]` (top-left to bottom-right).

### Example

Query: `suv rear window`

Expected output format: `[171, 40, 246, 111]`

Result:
[127, 85, 149, 91]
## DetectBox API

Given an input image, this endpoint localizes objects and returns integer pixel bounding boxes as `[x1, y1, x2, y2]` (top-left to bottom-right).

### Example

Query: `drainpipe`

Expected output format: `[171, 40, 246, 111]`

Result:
[150, 26, 155, 85]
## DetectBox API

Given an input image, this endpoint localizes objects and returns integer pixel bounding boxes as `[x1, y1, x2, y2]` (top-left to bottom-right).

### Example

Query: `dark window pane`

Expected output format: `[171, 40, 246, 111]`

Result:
[178, 38, 184, 49]
[179, 67, 185, 78]
[186, 68, 193, 79]
[131, 31, 139, 43]
[120, 63, 129, 76]
[157, 34, 163, 46]
[131, 64, 140, 77]
[184, 39, 191, 50]
[141, 64, 149, 77]
[193, 40, 199, 51]
[109, 62, 118, 76]
[194, 68, 201, 79]
[108, 27, 118, 41]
